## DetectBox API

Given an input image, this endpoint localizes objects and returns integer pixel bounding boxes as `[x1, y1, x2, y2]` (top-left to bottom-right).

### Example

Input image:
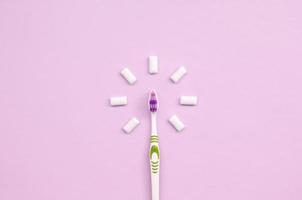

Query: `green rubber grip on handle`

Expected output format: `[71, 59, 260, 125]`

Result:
[150, 135, 160, 174]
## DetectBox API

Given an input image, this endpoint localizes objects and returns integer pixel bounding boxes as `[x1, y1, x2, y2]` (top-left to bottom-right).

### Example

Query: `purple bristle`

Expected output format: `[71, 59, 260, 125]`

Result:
[149, 90, 158, 112]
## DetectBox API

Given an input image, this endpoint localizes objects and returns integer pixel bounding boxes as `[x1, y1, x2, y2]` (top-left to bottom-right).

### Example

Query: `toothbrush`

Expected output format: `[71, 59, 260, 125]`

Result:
[149, 90, 160, 200]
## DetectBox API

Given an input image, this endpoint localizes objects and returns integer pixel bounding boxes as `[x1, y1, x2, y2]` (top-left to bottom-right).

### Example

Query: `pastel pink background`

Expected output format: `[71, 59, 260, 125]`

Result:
[1, 1, 302, 200]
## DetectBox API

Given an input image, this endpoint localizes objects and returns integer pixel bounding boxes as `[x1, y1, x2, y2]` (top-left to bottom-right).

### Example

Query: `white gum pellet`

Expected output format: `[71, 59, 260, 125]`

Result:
[180, 96, 198, 106]
[168, 115, 185, 132]
[123, 117, 140, 134]
[120, 68, 137, 85]
[110, 96, 127, 106]
[170, 66, 187, 83]
[149, 56, 158, 74]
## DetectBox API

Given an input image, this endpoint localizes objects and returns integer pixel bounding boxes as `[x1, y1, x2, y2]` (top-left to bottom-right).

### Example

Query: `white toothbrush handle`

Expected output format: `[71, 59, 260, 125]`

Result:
[151, 171, 159, 200]
[150, 136, 160, 200]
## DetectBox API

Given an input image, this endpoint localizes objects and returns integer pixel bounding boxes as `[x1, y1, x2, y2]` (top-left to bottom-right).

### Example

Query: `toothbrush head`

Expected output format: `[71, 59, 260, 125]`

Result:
[149, 90, 158, 113]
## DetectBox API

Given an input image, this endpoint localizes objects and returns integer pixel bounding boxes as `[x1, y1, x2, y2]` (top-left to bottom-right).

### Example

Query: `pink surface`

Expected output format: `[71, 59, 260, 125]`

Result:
[1, 1, 302, 200]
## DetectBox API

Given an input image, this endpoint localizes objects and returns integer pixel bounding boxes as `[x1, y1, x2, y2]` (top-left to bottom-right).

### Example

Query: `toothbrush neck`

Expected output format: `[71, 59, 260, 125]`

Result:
[151, 113, 157, 135]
